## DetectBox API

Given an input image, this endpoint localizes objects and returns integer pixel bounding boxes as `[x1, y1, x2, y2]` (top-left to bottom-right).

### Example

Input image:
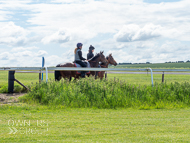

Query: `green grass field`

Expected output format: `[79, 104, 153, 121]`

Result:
[1, 64, 190, 142]
[112, 62, 190, 69]
[1, 106, 190, 142]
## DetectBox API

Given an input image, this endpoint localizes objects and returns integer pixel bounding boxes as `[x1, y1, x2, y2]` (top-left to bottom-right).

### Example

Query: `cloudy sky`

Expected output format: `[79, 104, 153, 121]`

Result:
[0, 0, 190, 67]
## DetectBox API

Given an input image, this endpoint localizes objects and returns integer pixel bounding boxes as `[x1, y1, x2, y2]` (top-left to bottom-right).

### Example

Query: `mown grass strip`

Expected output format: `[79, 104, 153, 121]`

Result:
[1, 106, 190, 143]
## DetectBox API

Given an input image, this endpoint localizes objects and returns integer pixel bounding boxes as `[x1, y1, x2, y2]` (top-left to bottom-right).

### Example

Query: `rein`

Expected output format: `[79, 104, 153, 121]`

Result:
[88, 61, 96, 62]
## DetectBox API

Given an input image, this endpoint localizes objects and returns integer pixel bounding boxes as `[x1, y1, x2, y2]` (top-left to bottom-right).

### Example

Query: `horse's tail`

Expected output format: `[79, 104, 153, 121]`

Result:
[55, 64, 61, 81]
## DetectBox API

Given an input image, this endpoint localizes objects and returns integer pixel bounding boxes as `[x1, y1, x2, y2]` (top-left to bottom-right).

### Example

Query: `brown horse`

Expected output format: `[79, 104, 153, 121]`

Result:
[97, 53, 117, 79]
[54, 51, 107, 81]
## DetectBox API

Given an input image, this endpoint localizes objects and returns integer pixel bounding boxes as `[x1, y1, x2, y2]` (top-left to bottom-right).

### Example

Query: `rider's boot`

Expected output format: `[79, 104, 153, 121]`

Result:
[81, 71, 86, 78]
[95, 71, 98, 79]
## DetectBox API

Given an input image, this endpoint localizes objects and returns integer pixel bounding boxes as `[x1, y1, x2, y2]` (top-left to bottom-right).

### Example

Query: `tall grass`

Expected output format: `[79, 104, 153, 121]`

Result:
[19, 77, 190, 109]
[0, 85, 27, 93]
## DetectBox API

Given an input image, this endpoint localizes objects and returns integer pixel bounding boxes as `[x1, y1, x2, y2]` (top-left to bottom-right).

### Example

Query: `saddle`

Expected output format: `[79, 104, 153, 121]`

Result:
[73, 61, 91, 74]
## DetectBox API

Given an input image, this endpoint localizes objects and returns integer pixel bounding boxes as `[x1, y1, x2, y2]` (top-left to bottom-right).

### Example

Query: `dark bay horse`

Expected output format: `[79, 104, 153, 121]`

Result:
[97, 54, 117, 79]
[55, 51, 107, 81]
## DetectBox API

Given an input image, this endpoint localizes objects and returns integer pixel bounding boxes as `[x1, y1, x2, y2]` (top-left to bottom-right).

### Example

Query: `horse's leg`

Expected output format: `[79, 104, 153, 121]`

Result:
[63, 75, 70, 82]
[61, 71, 72, 82]
[60, 71, 66, 79]
[75, 74, 80, 80]
[95, 74, 98, 79]
[71, 71, 78, 81]
[55, 71, 62, 81]
[59, 71, 64, 81]
[102, 71, 106, 80]
[64, 71, 72, 81]
[89, 71, 96, 79]
[98, 71, 104, 80]
[66, 75, 71, 81]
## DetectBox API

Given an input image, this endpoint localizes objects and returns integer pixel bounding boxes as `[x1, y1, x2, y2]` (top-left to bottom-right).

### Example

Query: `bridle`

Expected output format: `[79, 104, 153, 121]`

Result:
[108, 55, 116, 65]
[88, 53, 108, 69]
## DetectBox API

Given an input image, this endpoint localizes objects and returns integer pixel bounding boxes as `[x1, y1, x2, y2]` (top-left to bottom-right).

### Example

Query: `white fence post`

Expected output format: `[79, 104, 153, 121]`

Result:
[148, 68, 154, 87]
[45, 67, 48, 82]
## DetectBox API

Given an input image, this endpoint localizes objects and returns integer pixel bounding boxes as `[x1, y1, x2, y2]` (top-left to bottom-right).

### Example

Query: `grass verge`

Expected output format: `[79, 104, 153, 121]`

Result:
[19, 77, 190, 109]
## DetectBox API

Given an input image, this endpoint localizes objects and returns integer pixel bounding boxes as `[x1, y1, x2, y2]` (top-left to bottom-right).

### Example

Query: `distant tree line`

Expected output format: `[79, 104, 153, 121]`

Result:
[118, 62, 151, 65]
[165, 60, 190, 63]
[118, 60, 190, 65]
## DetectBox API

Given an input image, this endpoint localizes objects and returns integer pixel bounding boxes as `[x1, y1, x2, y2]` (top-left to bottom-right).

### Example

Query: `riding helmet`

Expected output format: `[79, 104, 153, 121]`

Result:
[77, 43, 83, 48]
[89, 45, 95, 50]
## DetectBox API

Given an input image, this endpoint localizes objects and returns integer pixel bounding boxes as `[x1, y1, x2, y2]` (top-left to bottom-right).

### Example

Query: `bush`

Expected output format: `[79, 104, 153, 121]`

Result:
[0, 85, 27, 93]
[0, 85, 8, 93]
[20, 77, 190, 109]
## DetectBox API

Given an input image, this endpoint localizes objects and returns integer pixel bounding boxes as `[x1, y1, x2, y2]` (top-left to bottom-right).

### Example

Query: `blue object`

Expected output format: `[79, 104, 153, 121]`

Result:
[42, 57, 45, 80]
[77, 43, 83, 48]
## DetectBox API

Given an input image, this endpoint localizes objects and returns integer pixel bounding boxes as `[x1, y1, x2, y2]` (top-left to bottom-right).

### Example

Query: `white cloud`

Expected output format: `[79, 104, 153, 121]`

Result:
[13, 50, 33, 57]
[62, 50, 74, 62]
[36, 50, 48, 57]
[0, 0, 190, 66]
[114, 24, 162, 42]
[41, 29, 70, 44]
[0, 49, 49, 66]
[11, 46, 39, 52]
[0, 22, 28, 46]
[106, 50, 135, 63]
[12, 50, 48, 58]
[45, 55, 64, 66]
[0, 22, 26, 37]
[0, 52, 10, 60]
[51, 0, 82, 3]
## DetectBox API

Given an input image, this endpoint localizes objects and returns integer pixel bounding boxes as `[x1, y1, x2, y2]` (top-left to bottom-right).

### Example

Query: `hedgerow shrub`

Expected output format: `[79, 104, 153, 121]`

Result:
[20, 77, 190, 109]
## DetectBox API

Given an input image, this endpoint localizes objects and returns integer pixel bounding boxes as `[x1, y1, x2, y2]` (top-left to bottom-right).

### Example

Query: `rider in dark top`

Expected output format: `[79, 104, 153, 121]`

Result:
[74, 43, 88, 78]
[87, 45, 95, 60]
[87, 45, 101, 78]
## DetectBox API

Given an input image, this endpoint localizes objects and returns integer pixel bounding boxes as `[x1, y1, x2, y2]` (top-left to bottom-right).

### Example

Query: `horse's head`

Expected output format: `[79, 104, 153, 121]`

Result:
[107, 53, 117, 66]
[99, 51, 108, 64]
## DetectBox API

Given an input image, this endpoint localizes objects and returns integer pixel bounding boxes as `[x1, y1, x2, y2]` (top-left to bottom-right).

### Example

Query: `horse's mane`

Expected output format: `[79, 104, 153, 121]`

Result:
[88, 53, 100, 61]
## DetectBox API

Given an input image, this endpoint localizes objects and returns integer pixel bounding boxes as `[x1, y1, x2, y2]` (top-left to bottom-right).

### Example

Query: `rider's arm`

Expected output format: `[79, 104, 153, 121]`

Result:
[78, 51, 86, 60]
[87, 53, 94, 60]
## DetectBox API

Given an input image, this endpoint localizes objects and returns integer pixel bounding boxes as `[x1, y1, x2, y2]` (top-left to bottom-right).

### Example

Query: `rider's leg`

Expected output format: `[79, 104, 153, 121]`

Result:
[76, 61, 87, 78]
[95, 64, 101, 79]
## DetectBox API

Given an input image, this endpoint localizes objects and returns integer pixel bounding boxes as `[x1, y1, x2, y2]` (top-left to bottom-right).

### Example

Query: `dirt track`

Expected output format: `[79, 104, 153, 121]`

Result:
[0, 93, 26, 104]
